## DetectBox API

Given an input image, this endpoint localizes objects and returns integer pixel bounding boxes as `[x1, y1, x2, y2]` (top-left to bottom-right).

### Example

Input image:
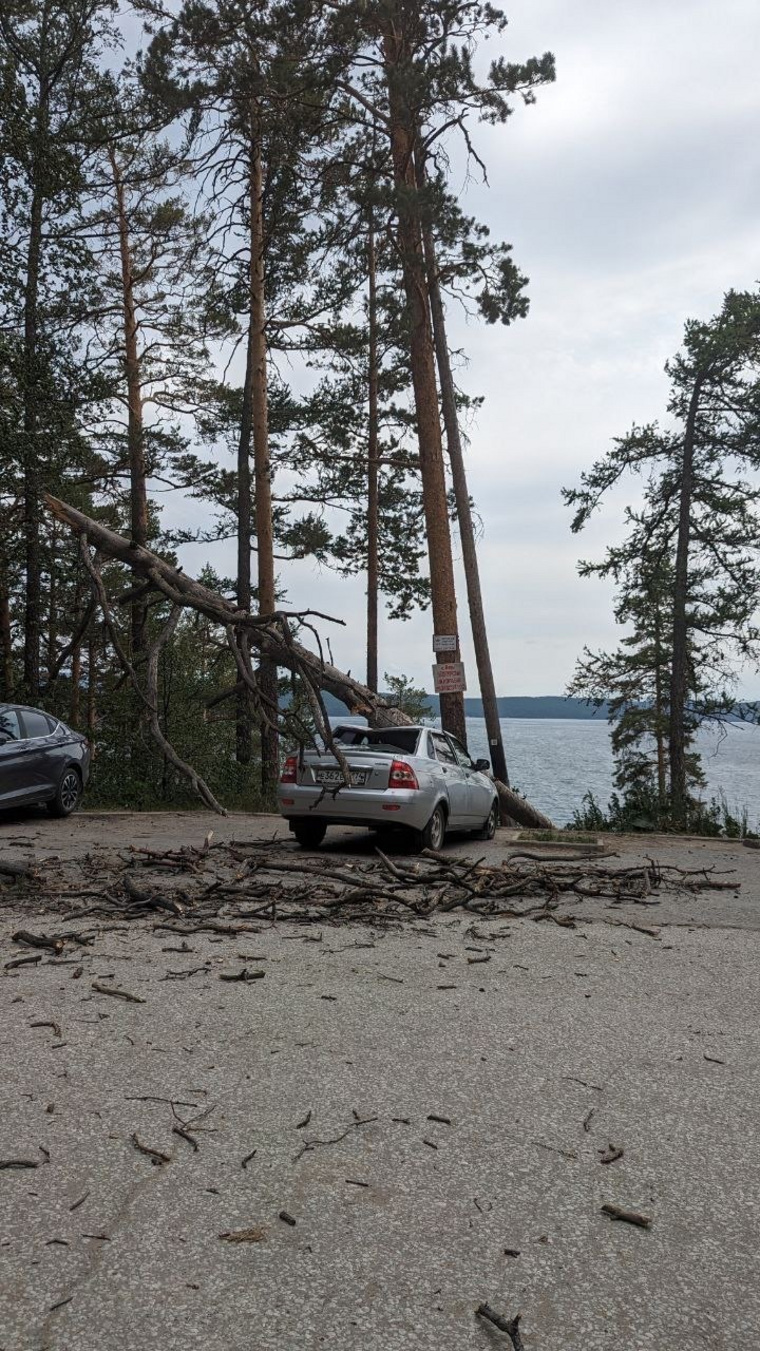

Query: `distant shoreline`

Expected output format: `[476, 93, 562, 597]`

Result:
[322, 693, 608, 720]
[460, 696, 608, 719]
[322, 692, 760, 722]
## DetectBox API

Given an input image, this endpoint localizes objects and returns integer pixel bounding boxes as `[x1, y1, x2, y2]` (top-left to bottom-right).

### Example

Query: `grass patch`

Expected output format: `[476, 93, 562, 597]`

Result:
[516, 828, 599, 845]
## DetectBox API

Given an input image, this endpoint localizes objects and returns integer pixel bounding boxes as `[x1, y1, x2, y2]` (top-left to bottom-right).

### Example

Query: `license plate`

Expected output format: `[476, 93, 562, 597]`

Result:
[314, 768, 368, 786]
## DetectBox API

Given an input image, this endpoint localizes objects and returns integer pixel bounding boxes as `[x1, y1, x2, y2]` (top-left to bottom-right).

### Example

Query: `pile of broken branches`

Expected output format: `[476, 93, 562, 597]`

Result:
[0, 837, 738, 936]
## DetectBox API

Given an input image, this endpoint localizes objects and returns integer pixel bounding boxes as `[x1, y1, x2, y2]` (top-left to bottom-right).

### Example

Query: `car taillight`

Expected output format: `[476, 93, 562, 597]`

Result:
[280, 755, 298, 784]
[389, 759, 419, 790]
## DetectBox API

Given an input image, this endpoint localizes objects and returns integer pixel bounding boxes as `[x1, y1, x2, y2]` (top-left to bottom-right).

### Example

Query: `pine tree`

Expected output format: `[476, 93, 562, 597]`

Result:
[565, 290, 760, 827]
[143, 0, 352, 788]
[329, 0, 554, 746]
[0, 0, 118, 696]
[85, 75, 218, 655]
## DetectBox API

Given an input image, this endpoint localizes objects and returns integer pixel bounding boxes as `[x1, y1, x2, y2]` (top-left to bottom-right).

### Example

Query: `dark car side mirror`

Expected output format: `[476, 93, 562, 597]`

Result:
[474, 758, 490, 773]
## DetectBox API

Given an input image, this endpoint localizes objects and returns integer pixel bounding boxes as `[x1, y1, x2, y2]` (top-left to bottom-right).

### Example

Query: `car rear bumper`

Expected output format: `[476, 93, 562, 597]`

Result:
[277, 784, 434, 832]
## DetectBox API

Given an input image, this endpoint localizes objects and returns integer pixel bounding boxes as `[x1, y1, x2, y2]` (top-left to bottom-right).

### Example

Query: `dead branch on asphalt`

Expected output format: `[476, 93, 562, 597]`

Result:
[0, 836, 739, 936]
[476, 1304, 526, 1350]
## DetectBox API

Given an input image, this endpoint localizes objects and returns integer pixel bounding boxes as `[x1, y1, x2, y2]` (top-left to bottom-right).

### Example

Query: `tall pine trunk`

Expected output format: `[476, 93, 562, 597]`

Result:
[69, 566, 84, 726]
[416, 154, 510, 793]
[235, 281, 254, 767]
[382, 21, 466, 745]
[47, 519, 57, 683]
[110, 151, 149, 656]
[366, 209, 380, 693]
[249, 127, 278, 795]
[86, 630, 97, 741]
[668, 374, 703, 827]
[22, 181, 44, 699]
[0, 556, 13, 697]
[653, 599, 667, 807]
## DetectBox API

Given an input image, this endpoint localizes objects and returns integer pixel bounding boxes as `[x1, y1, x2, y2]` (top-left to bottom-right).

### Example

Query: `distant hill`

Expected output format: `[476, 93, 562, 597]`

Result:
[321, 691, 607, 720]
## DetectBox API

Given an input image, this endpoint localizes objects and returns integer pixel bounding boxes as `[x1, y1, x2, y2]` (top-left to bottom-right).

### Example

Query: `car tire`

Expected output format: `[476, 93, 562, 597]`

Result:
[47, 766, 83, 818]
[414, 803, 446, 853]
[292, 820, 327, 849]
[475, 799, 498, 841]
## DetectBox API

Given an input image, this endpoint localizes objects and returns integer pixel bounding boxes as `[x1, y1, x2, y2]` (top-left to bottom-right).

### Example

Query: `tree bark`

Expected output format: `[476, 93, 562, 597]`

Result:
[416, 152, 511, 798]
[70, 637, 81, 727]
[381, 18, 466, 746]
[110, 150, 149, 656]
[0, 556, 13, 698]
[653, 598, 666, 808]
[86, 629, 97, 741]
[366, 208, 380, 693]
[235, 177, 255, 769]
[45, 494, 554, 830]
[249, 122, 279, 795]
[47, 517, 57, 684]
[22, 180, 44, 700]
[669, 374, 704, 827]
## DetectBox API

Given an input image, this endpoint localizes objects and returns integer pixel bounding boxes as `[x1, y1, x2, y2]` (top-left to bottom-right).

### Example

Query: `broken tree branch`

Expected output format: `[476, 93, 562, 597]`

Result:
[44, 495, 553, 829]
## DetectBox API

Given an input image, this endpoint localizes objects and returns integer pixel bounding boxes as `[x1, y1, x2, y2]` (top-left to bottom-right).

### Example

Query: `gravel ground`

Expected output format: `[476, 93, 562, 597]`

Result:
[1, 811, 759, 1351]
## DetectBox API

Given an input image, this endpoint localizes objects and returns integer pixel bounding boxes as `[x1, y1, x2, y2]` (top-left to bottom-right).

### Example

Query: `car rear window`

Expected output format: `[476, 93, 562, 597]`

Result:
[21, 710, 55, 738]
[0, 708, 22, 743]
[333, 726, 421, 755]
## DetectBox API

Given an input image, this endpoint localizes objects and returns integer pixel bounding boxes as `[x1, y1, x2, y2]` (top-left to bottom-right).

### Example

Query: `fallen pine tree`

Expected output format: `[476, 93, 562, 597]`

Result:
[45, 495, 553, 829]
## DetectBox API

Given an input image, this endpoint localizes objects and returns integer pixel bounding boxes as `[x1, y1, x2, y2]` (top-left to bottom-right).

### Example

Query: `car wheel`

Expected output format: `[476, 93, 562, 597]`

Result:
[414, 803, 446, 853]
[475, 799, 498, 841]
[47, 767, 82, 818]
[292, 820, 327, 849]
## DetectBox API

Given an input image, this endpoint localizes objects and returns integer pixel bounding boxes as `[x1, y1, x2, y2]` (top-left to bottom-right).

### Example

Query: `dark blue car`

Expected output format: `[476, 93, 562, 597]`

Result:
[0, 704, 91, 816]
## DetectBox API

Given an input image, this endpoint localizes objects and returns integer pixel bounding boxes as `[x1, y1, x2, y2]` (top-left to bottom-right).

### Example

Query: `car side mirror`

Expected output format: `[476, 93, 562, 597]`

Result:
[474, 758, 490, 773]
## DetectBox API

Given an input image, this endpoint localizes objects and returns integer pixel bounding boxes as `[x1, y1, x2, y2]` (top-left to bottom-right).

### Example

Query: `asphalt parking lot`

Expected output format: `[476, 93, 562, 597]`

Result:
[1, 812, 759, 1350]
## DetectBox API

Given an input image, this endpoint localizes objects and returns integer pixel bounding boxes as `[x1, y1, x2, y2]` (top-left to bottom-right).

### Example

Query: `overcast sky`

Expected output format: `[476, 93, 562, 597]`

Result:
[173, 0, 760, 698]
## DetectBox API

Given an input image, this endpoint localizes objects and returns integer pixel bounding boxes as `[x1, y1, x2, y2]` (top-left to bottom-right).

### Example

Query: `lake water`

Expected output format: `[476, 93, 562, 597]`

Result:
[460, 716, 760, 827]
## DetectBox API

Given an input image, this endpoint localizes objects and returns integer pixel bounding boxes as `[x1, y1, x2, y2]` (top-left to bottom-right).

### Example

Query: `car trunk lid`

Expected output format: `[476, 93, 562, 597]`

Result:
[298, 750, 398, 791]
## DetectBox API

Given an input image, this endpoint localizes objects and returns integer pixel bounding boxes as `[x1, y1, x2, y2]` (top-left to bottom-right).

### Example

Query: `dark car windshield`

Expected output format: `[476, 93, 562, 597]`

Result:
[332, 726, 421, 755]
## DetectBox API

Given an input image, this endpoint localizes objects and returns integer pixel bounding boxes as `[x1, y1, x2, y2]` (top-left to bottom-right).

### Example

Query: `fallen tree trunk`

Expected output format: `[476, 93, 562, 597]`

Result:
[45, 495, 553, 829]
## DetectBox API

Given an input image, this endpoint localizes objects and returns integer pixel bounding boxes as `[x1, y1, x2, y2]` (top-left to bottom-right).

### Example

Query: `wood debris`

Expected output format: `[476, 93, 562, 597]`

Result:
[1, 839, 737, 936]
[219, 1227, 267, 1243]
[601, 1203, 652, 1229]
[476, 1304, 526, 1350]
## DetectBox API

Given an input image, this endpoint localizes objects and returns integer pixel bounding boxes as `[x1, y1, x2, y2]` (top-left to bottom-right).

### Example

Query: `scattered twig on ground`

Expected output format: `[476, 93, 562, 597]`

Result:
[601, 1203, 652, 1228]
[2, 839, 739, 940]
[172, 1125, 199, 1151]
[30, 1020, 62, 1038]
[293, 1115, 378, 1162]
[219, 1227, 266, 1243]
[92, 982, 145, 1004]
[130, 1133, 171, 1165]
[476, 1303, 526, 1349]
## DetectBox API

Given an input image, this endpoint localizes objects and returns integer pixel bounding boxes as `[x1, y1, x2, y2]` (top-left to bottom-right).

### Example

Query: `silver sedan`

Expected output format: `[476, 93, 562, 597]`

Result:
[277, 724, 499, 851]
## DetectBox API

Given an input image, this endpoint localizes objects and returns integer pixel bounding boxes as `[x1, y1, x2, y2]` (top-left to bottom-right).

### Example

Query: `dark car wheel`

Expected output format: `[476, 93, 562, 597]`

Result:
[475, 799, 498, 841]
[292, 819, 327, 849]
[414, 803, 446, 853]
[47, 767, 82, 818]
